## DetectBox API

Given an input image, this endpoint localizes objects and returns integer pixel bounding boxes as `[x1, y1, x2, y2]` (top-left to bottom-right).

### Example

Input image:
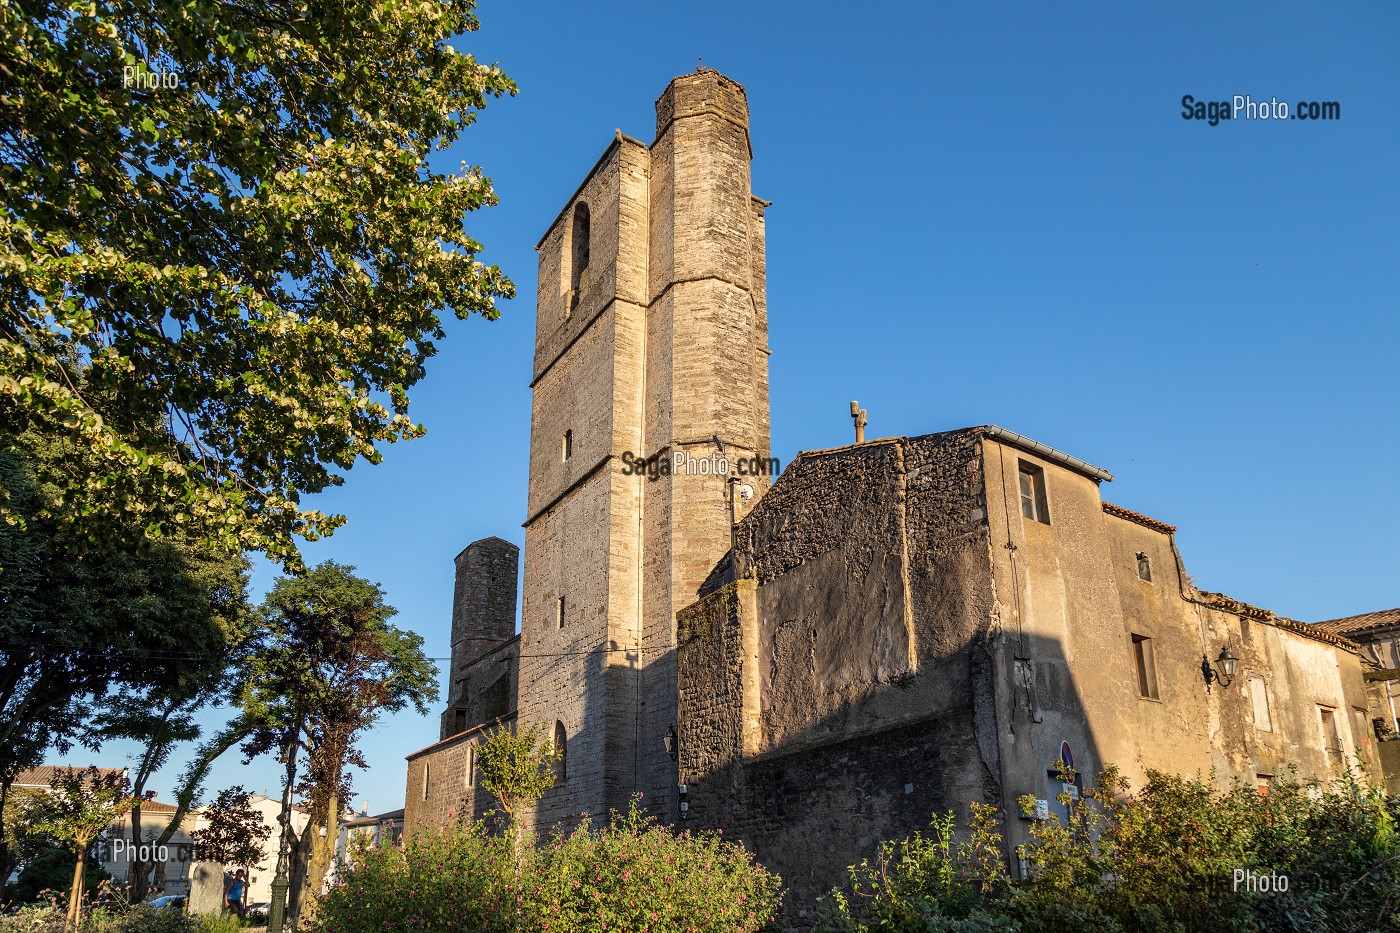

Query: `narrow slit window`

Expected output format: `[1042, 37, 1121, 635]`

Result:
[1132, 634, 1159, 700]
[465, 745, 476, 788]
[562, 429, 573, 462]
[1136, 552, 1152, 582]
[1018, 461, 1050, 524]
[569, 202, 590, 314]
[554, 721, 568, 783]
[556, 595, 566, 629]
[422, 763, 431, 801]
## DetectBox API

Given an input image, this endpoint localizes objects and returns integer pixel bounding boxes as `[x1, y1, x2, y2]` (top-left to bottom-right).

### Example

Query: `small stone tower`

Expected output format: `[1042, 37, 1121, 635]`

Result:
[440, 536, 520, 740]
[519, 70, 771, 827]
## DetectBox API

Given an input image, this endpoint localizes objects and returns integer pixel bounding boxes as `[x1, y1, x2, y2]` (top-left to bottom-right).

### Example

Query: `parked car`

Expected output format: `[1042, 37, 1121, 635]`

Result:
[150, 895, 187, 910]
[245, 903, 270, 922]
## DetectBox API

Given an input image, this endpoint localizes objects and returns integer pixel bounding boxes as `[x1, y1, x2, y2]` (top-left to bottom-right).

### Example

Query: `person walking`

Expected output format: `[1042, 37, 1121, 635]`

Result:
[223, 869, 248, 920]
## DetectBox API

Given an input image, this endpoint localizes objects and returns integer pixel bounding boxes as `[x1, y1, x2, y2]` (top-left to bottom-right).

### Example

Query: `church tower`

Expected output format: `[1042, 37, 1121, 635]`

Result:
[519, 70, 770, 826]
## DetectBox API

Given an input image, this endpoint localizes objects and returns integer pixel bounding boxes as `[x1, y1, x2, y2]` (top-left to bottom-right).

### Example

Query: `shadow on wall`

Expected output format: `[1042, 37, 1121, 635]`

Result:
[675, 578, 1107, 924]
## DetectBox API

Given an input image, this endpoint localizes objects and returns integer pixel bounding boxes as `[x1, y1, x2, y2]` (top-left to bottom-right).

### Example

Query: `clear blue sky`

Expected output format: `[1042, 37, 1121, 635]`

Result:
[99, 1, 1399, 815]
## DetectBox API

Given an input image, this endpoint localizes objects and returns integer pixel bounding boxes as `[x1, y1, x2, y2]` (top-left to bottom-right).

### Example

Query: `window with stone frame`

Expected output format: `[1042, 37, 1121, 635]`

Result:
[1019, 460, 1050, 524]
[1319, 706, 1343, 766]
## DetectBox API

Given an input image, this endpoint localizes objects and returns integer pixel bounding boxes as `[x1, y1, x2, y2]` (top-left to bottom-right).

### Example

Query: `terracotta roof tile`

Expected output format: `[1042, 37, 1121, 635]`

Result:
[1311, 608, 1400, 637]
[15, 766, 126, 788]
[1102, 502, 1177, 534]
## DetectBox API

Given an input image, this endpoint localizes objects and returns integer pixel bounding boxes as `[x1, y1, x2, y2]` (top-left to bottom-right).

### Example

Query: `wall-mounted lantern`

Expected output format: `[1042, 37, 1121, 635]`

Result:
[1202, 644, 1240, 692]
[663, 725, 678, 761]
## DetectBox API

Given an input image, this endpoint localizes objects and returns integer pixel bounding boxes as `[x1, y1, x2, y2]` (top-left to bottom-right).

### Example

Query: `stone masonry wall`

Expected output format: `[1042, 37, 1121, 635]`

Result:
[405, 717, 513, 838]
[677, 431, 1000, 924]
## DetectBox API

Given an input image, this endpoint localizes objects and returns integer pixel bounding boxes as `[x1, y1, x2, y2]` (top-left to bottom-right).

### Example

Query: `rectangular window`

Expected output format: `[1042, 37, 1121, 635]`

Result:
[1319, 707, 1343, 766]
[1256, 774, 1272, 797]
[1248, 675, 1272, 732]
[1353, 707, 1372, 752]
[556, 595, 566, 629]
[1018, 461, 1050, 524]
[1132, 634, 1159, 700]
[562, 429, 573, 462]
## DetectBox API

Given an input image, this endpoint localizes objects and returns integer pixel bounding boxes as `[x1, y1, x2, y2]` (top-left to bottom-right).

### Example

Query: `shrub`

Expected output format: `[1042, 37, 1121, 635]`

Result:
[311, 797, 781, 933]
[525, 799, 781, 933]
[0, 904, 68, 933]
[820, 766, 1400, 933]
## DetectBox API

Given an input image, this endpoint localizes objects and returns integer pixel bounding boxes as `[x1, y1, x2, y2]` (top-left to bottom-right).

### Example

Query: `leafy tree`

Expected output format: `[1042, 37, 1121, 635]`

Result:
[189, 786, 271, 869]
[476, 723, 559, 830]
[0, 785, 62, 894]
[0, 0, 516, 568]
[29, 767, 136, 928]
[9, 841, 112, 907]
[237, 561, 437, 924]
[0, 428, 249, 900]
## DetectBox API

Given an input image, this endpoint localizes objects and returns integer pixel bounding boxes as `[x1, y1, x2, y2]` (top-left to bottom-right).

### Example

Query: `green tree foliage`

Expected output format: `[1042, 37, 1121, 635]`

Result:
[312, 798, 782, 933]
[0, 426, 249, 899]
[818, 766, 1400, 933]
[237, 561, 437, 922]
[8, 842, 111, 908]
[0, 0, 516, 567]
[188, 786, 270, 869]
[29, 768, 135, 929]
[476, 724, 560, 829]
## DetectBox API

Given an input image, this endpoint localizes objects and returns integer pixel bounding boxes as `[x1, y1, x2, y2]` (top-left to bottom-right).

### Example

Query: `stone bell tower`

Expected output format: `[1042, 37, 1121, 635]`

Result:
[518, 70, 770, 827]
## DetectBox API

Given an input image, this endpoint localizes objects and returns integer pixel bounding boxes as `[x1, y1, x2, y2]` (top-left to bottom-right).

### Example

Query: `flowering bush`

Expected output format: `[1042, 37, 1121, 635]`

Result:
[311, 798, 781, 933]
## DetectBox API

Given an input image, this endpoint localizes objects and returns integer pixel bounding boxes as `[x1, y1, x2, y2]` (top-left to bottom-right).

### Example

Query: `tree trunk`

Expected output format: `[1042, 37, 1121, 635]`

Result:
[0, 779, 12, 902]
[301, 804, 338, 926]
[286, 819, 311, 927]
[66, 848, 86, 930]
[128, 803, 152, 904]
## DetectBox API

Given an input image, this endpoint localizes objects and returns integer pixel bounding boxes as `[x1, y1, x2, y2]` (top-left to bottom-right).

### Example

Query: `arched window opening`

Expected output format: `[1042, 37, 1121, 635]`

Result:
[553, 720, 568, 783]
[569, 203, 590, 314]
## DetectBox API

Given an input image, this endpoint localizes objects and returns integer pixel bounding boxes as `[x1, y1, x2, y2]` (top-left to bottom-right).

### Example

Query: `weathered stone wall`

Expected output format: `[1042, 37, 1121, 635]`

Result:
[981, 433, 1383, 858]
[678, 431, 999, 922]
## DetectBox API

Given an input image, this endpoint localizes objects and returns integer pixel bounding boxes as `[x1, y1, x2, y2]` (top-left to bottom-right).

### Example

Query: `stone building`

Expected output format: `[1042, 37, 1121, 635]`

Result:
[1310, 608, 1400, 793]
[404, 70, 1393, 912]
